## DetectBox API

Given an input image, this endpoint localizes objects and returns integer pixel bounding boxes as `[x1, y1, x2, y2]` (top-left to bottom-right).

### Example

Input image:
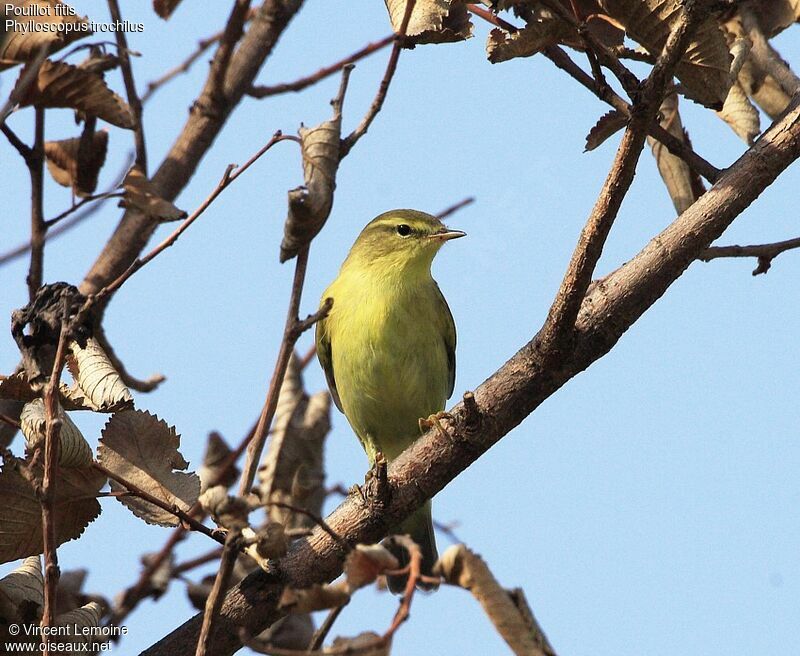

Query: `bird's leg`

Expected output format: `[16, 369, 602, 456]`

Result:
[419, 411, 454, 439]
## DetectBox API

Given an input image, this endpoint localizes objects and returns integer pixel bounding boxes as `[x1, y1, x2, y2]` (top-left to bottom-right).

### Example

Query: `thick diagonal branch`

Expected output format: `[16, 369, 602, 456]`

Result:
[140, 90, 800, 656]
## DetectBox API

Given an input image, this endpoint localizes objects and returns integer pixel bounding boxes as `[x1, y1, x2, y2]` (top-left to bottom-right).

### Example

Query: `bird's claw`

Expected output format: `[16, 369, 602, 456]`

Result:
[419, 411, 453, 438]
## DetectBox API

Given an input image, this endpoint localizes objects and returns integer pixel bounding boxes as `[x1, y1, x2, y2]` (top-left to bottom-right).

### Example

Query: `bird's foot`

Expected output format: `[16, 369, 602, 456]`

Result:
[419, 411, 454, 438]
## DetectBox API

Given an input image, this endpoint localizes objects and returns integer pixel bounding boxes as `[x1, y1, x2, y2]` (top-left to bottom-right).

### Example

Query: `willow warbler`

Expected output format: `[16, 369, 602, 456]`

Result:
[316, 209, 464, 591]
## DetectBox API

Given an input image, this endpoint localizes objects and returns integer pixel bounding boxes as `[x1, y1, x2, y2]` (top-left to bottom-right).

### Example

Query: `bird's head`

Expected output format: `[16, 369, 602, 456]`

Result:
[347, 209, 465, 275]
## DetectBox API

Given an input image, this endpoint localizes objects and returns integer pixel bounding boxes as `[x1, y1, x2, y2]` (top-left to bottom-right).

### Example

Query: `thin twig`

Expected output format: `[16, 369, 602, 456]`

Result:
[382, 536, 423, 643]
[340, 0, 417, 157]
[0, 413, 22, 429]
[88, 132, 292, 305]
[174, 548, 224, 576]
[542, 0, 702, 348]
[27, 108, 46, 301]
[93, 462, 226, 545]
[107, 0, 147, 171]
[249, 34, 394, 98]
[307, 603, 347, 652]
[195, 528, 242, 656]
[39, 317, 70, 654]
[436, 196, 475, 221]
[45, 192, 125, 228]
[699, 235, 800, 275]
[1, 122, 32, 160]
[94, 323, 165, 392]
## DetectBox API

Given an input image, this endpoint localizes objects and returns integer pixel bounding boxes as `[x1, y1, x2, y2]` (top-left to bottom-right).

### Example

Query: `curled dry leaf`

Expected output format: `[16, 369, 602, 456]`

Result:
[0, 556, 43, 624]
[45, 129, 108, 197]
[0, 456, 104, 564]
[717, 81, 760, 145]
[344, 543, 400, 592]
[281, 117, 341, 262]
[19, 398, 92, 467]
[279, 583, 349, 614]
[119, 165, 187, 222]
[746, 0, 800, 38]
[154, 0, 183, 20]
[597, 0, 731, 109]
[0, 372, 37, 403]
[585, 109, 629, 151]
[16, 59, 135, 129]
[384, 0, 472, 45]
[647, 93, 703, 214]
[739, 58, 791, 120]
[486, 20, 568, 63]
[68, 338, 133, 412]
[97, 409, 200, 527]
[199, 485, 249, 530]
[0, 0, 91, 69]
[198, 431, 239, 491]
[326, 632, 389, 656]
[436, 544, 552, 656]
[54, 601, 103, 651]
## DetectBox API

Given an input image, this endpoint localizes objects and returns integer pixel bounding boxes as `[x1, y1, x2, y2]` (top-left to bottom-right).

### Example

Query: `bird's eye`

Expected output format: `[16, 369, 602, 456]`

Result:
[396, 224, 411, 237]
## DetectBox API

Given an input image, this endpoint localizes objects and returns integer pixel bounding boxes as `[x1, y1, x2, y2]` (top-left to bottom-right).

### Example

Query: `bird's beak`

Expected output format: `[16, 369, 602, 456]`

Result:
[432, 227, 466, 242]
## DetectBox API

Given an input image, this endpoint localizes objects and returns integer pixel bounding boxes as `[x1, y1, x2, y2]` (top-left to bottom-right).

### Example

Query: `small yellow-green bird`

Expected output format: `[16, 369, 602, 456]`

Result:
[316, 209, 464, 592]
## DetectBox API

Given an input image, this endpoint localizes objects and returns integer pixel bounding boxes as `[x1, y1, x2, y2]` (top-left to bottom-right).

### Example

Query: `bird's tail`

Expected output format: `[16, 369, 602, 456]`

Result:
[386, 500, 439, 594]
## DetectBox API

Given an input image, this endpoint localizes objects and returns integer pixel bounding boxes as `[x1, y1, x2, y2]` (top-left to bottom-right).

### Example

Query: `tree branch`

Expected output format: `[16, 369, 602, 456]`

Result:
[27, 108, 46, 301]
[140, 84, 800, 656]
[699, 235, 800, 275]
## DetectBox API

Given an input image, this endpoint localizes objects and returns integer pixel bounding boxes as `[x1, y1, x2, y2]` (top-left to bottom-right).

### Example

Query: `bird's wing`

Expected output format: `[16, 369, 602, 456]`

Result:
[435, 282, 457, 399]
[315, 306, 343, 412]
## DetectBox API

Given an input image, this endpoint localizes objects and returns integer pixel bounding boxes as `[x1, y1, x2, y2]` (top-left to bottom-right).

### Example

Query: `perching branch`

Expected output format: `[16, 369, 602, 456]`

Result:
[699, 235, 800, 275]
[27, 108, 46, 302]
[140, 81, 800, 656]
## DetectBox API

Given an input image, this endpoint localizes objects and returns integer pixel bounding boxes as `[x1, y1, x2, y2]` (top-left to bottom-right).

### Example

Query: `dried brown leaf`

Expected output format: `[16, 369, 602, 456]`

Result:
[384, 0, 472, 45]
[19, 398, 92, 467]
[98, 409, 200, 527]
[0, 372, 37, 402]
[0, 457, 104, 564]
[54, 601, 102, 650]
[326, 632, 389, 656]
[748, 0, 800, 37]
[281, 117, 341, 262]
[198, 430, 239, 491]
[739, 59, 791, 119]
[0, 1, 91, 69]
[717, 81, 760, 145]
[279, 583, 349, 614]
[486, 20, 568, 63]
[68, 338, 133, 412]
[17, 59, 135, 128]
[119, 165, 187, 222]
[585, 109, 629, 151]
[647, 93, 702, 214]
[597, 0, 731, 108]
[153, 0, 183, 19]
[45, 130, 108, 197]
[0, 556, 43, 624]
[344, 544, 400, 592]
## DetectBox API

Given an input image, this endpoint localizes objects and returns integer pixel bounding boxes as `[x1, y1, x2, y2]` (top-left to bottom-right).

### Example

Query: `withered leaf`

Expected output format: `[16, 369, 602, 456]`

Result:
[486, 20, 568, 63]
[98, 410, 200, 527]
[748, 0, 800, 38]
[647, 93, 703, 214]
[585, 109, 629, 151]
[326, 632, 389, 656]
[717, 81, 760, 145]
[153, 0, 183, 19]
[384, 0, 472, 45]
[198, 430, 239, 491]
[0, 1, 91, 70]
[119, 165, 187, 222]
[0, 556, 43, 624]
[344, 544, 399, 592]
[44, 130, 108, 197]
[20, 398, 93, 467]
[16, 59, 135, 128]
[0, 372, 37, 402]
[68, 338, 133, 412]
[54, 601, 103, 650]
[281, 117, 341, 262]
[739, 59, 791, 120]
[597, 0, 731, 108]
[0, 457, 104, 564]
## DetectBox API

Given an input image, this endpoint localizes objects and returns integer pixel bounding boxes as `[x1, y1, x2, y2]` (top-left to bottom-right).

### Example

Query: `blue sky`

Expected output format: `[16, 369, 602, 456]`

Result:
[1, 2, 799, 655]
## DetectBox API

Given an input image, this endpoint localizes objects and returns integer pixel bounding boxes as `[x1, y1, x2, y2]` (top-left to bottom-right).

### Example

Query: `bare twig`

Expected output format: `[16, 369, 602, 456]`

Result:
[92, 462, 226, 545]
[541, 0, 703, 348]
[174, 548, 224, 576]
[107, 0, 147, 171]
[699, 235, 800, 275]
[89, 132, 292, 304]
[436, 196, 475, 221]
[307, 603, 347, 651]
[249, 34, 394, 98]
[208, 0, 252, 100]
[195, 528, 242, 656]
[0, 413, 22, 429]
[382, 535, 423, 643]
[39, 318, 70, 654]
[45, 192, 125, 229]
[28, 108, 46, 301]
[339, 0, 417, 157]
[1, 122, 32, 160]
[94, 323, 165, 392]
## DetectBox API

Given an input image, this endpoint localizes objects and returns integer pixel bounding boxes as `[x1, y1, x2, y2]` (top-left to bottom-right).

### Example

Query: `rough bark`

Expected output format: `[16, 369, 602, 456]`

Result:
[140, 96, 800, 656]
